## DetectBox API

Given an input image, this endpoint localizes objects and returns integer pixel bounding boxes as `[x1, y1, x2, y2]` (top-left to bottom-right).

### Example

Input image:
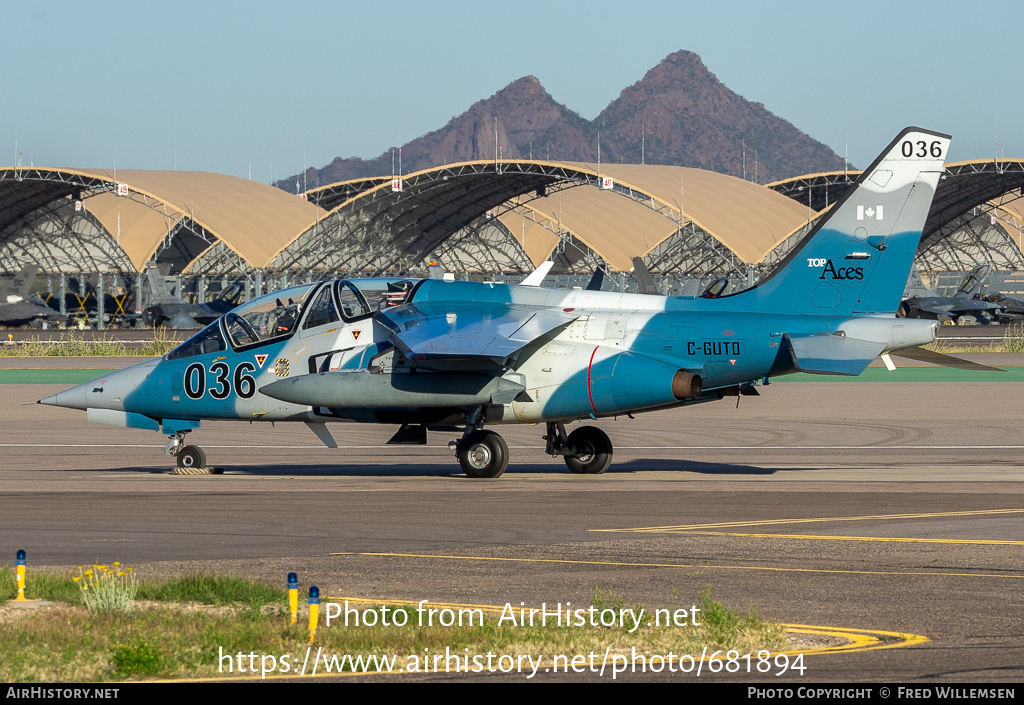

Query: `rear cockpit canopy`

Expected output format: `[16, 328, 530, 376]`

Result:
[224, 283, 317, 349]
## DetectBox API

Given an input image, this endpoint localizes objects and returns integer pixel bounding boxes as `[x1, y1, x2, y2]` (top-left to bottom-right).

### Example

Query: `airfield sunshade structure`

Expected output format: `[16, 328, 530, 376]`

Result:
[284, 159, 811, 283]
[0, 167, 324, 274]
[768, 160, 1024, 272]
[2, 159, 1023, 289]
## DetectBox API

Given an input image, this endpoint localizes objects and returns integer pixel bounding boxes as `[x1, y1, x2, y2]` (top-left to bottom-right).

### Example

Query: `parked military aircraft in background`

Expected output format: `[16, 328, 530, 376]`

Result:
[40, 128, 1001, 477]
[978, 290, 1024, 323]
[899, 264, 1002, 324]
[0, 265, 63, 327]
[141, 262, 244, 328]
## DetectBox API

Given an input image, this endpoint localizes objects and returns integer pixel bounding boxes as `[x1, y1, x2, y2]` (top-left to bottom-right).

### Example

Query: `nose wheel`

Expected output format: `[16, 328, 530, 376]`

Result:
[165, 431, 219, 475]
[176, 445, 206, 470]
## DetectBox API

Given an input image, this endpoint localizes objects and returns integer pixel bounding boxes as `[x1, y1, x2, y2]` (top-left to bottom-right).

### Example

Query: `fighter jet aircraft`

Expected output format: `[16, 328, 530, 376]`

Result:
[41, 128, 988, 477]
[0, 265, 63, 327]
[976, 290, 1024, 323]
[141, 262, 244, 328]
[898, 264, 1002, 324]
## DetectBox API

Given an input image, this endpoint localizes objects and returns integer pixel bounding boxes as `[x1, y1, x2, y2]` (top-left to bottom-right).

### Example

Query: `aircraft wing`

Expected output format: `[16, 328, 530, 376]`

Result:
[780, 333, 886, 376]
[945, 301, 1001, 314]
[375, 302, 577, 362]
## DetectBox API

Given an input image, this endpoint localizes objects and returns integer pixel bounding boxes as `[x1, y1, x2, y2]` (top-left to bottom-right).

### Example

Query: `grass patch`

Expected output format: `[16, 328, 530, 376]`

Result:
[1, 568, 283, 608]
[923, 323, 1024, 354]
[1, 571, 786, 681]
[0, 331, 181, 357]
[135, 573, 285, 607]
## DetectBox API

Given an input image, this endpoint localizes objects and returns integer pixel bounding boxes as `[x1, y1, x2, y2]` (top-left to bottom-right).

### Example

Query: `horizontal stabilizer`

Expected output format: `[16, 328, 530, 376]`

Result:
[376, 303, 576, 360]
[889, 346, 1005, 372]
[783, 333, 886, 376]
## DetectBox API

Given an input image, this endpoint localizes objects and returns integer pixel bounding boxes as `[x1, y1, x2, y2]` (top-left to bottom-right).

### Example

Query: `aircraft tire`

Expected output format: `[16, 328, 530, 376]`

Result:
[564, 426, 612, 474]
[458, 430, 508, 478]
[176, 445, 206, 470]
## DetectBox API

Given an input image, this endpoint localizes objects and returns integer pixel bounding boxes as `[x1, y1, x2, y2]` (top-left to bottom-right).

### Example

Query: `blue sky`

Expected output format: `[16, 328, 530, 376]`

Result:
[3, 0, 1021, 182]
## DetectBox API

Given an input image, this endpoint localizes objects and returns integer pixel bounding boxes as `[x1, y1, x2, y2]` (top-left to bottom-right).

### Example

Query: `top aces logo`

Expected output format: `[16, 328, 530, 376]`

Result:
[807, 258, 864, 281]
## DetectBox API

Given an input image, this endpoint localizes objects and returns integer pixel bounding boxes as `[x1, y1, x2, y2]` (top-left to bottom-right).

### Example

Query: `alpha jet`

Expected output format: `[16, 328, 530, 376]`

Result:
[41, 128, 972, 477]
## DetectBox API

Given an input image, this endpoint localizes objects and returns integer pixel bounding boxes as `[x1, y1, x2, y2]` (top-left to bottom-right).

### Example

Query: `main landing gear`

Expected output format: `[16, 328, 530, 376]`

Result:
[450, 409, 613, 478]
[543, 421, 613, 474]
[165, 431, 219, 475]
[450, 407, 509, 478]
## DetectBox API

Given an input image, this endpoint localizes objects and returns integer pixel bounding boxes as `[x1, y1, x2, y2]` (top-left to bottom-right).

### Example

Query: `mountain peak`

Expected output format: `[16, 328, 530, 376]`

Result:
[282, 51, 845, 188]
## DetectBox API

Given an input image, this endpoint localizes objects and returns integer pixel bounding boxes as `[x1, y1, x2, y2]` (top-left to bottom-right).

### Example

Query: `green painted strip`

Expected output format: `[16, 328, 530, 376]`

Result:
[774, 366, 1024, 383]
[0, 369, 118, 385]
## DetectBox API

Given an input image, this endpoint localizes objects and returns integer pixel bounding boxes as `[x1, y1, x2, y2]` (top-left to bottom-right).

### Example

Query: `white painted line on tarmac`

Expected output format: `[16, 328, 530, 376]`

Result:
[4, 443, 1024, 450]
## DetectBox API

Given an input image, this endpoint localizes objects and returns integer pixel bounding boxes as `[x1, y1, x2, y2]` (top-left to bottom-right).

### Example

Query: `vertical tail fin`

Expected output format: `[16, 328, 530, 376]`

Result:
[144, 261, 178, 303]
[4, 265, 40, 299]
[747, 127, 950, 315]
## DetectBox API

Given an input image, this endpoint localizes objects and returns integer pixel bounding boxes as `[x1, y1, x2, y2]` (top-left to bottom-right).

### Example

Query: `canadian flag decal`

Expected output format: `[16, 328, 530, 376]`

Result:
[856, 205, 884, 221]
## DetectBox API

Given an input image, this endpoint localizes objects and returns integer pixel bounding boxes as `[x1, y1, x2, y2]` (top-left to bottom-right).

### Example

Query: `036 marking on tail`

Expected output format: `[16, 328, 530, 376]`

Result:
[39, 127, 1000, 478]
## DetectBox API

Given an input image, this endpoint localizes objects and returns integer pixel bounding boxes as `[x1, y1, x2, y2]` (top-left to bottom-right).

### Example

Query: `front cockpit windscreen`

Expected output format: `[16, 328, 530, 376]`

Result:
[166, 321, 227, 360]
[334, 279, 415, 321]
[224, 284, 316, 349]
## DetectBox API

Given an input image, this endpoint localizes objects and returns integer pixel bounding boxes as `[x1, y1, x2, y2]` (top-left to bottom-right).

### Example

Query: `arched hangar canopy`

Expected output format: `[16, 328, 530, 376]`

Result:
[287, 160, 809, 273]
[767, 160, 1024, 254]
[0, 167, 324, 272]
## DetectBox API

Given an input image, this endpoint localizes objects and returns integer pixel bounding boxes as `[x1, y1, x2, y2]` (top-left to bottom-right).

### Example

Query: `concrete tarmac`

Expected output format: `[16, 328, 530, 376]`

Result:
[1, 376, 1022, 683]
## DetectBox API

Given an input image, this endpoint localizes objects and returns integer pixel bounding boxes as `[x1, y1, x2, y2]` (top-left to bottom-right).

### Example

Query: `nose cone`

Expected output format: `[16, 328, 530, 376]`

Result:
[38, 383, 89, 410]
[37, 358, 159, 411]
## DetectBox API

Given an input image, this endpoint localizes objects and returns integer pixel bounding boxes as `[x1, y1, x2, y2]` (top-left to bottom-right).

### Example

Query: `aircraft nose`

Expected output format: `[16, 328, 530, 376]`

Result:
[37, 361, 154, 411]
[38, 383, 89, 410]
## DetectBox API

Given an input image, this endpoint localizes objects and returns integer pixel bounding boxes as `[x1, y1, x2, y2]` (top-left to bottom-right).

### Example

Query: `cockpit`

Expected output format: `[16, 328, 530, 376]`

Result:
[166, 277, 418, 360]
[224, 283, 317, 348]
[334, 278, 415, 320]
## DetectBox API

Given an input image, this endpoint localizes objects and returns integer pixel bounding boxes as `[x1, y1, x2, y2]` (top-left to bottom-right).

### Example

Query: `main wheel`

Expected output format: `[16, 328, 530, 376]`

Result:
[176, 445, 206, 469]
[564, 426, 613, 474]
[458, 430, 508, 478]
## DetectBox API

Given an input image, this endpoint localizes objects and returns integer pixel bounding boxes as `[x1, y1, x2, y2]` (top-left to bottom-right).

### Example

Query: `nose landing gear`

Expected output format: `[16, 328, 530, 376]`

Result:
[165, 430, 220, 475]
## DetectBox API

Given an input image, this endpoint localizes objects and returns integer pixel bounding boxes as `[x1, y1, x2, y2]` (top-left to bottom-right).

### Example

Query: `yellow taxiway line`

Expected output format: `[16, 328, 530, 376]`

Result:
[679, 531, 1024, 545]
[591, 508, 1024, 533]
[330, 551, 1023, 579]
